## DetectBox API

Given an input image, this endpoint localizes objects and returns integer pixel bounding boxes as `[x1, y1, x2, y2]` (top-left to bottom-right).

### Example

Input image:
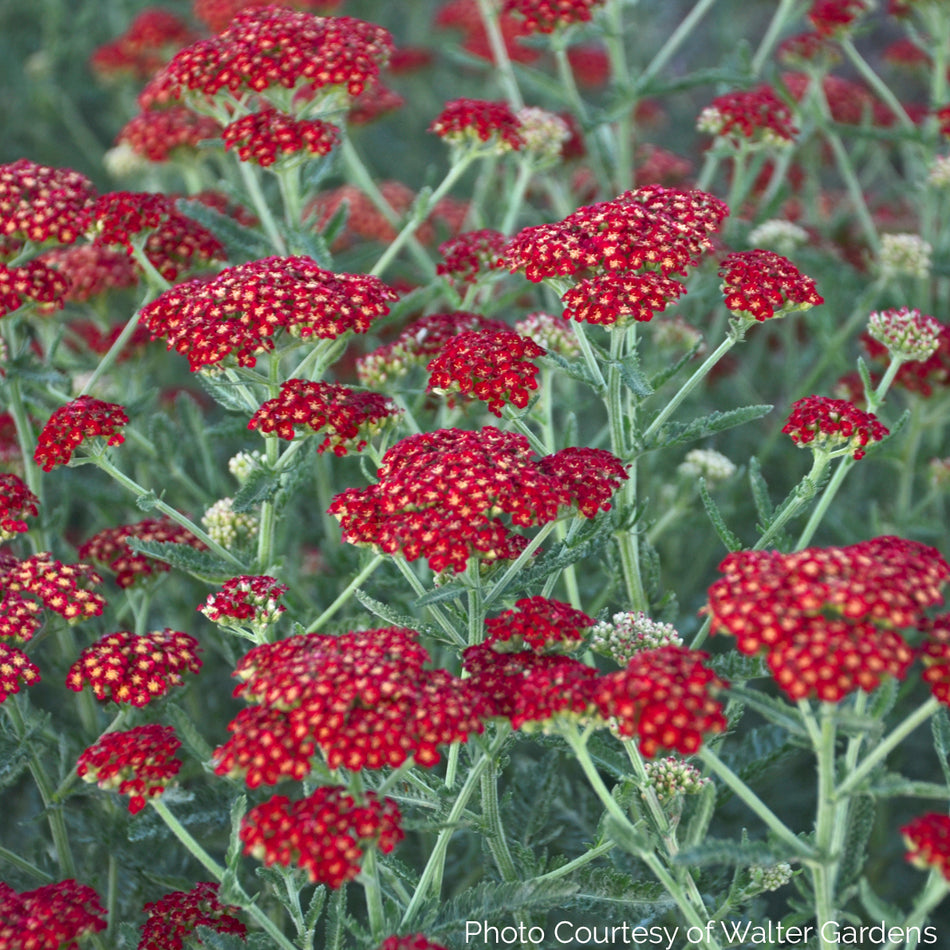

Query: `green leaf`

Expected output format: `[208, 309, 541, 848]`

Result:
[699, 478, 743, 552]
[165, 701, 215, 763]
[863, 773, 950, 799]
[304, 884, 327, 934]
[318, 198, 349, 250]
[617, 353, 654, 397]
[193, 926, 255, 950]
[175, 197, 273, 261]
[856, 355, 874, 403]
[932, 709, 950, 788]
[196, 373, 261, 414]
[413, 582, 469, 608]
[541, 350, 602, 391]
[648, 404, 773, 450]
[232, 466, 284, 513]
[353, 589, 434, 636]
[648, 340, 704, 392]
[125, 538, 238, 580]
[672, 836, 802, 868]
[116, 922, 141, 950]
[0, 732, 32, 790]
[725, 685, 809, 738]
[709, 651, 768, 681]
[859, 879, 903, 929]
[838, 794, 876, 888]
[747, 456, 773, 528]
[134, 489, 161, 512]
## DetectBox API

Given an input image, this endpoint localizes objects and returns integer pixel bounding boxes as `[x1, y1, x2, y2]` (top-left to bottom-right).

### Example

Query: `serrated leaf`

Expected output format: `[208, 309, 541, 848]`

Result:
[134, 489, 161, 512]
[709, 651, 768, 681]
[856, 355, 874, 403]
[838, 794, 876, 888]
[353, 589, 427, 633]
[541, 349, 601, 390]
[225, 793, 248, 871]
[126, 538, 238, 579]
[175, 198, 273, 261]
[648, 340, 704, 391]
[748, 456, 773, 527]
[196, 373, 261, 414]
[414, 582, 469, 608]
[318, 199, 349, 249]
[699, 478, 743, 552]
[0, 732, 32, 790]
[725, 685, 808, 738]
[304, 884, 327, 933]
[863, 774, 950, 799]
[649, 404, 773, 449]
[194, 926, 255, 950]
[165, 701, 215, 762]
[116, 921, 141, 950]
[672, 836, 800, 868]
[617, 353, 654, 397]
[232, 466, 283, 513]
[932, 709, 950, 788]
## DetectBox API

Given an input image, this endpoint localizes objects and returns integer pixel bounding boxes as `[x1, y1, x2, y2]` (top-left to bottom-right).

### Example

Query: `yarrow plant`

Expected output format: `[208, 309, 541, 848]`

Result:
[6, 2, 950, 949]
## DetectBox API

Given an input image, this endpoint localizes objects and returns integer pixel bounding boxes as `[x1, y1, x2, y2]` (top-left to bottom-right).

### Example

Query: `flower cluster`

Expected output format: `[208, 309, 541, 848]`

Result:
[484, 596, 595, 653]
[808, 0, 871, 37]
[920, 614, 950, 706]
[216, 627, 487, 777]
[516, 106, 571, 164]
[0, 473, 39, 541]
[193, 0, 345, 34]
[514, 311, 579, 357]
[0, 880, 106, 950]
[749, 864, 795, 892]
[33, 397, 129, 471]
[782, 395, 888, 459]
[66, 629, 202, 707]
[0, 642, 40, 703]
[44, 245, 139, 302]
[240, 786, 403, 886]
[677, 448, 737, 484]
[78, 518, 207, 588]
[76, 723, 182, 813]
[642, 756, 710, 803]
[719, 250, 824, 321]
[357, 311, 509, 386]
[248, 379, 401, 453]
[378, 937, 448, 950]
[590, 611, 684, 666]
[697, 85, 798, 146]
[117, 107, 222, 163]
[199, 574, 288, 630]
[329, 427, 625, 573]
[502, 0, 606, 34]
[561, 272, 687, 327]
[504, 185, 729, 284]
[222, 109, 340, 166]
[0, 258, 69, 317]
[202, 498, 259, 549]
[746, 219, 810, 256]
[139, 256, 398, 371]
[426, 329, 546, 416]
[429, 99, 525, 153]
[707, 537, 950, 702]
[878, 232, 932, 279]
[140, 8, 393, 108]
[138, 882, 246, 950]
[868, 306, 942, 362]
[861, 321, 950, 397]
[0, 159, 96, 245]
[436, 229, 507, 286]
[902, 813, 950, 881]
[89, 8, 194, 80]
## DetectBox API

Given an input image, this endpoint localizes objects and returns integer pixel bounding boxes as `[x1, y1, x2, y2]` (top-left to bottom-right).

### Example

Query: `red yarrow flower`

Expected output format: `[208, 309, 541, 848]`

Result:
[66, 629, 202, 706]
[139, 881, 246, 950]
[502, 0, 605, 33]
[808, 0, 871, 37]
[2, 552, 105, 629]
[44, 244, 139, 302]
[0, 641, 40, 702]
[429, 98, 524, 152]
[719, 249, 823, 320]
[561, 272, 687, 327]
[0, 258, 69, 317]
[139, 256, 398, 371]
[76, 723, 182, 813]
[0, 160, 96, 245]
[240, 786, 403, 886]
[707, 536, 950, 702]
[862, 321, 950, 397]
[484, 596, 594, 653]
[921, 614, 950, 706]
[783, 395, 888, 459]
[377, 937, 448, 950]
[78, 517, 207, 589]
[248, 378, 401, 453]
[33, 397, 129, 471]
[437, 229, 507, 286]
[426, 329, 546, 416]
[117, 106, 222, 163]
[537, 447, 628, 517]
[199, 574, 287, 628]
[222, 108, 340, 166]
[90, 9, 196, 80]
[0, 880, 106, 950]
[0, 472, 39, 541]
[697, 85, 798, 146]
[902, 813, 950, 880]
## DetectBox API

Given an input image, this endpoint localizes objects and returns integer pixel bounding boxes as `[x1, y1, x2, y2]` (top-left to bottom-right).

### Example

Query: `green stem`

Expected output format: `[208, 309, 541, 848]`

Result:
[236, 159, 287, 254]
[128, 242, 172, 293]
[481, 746, 518, 881]
[754, 451, 831, 550]
[569, 321, 607, 392]
[474, 0, 524, 109]
[481, 520, 558, 610]
[750, 0, 798, 74]
[840, 37, 916, 131]
[812, 706, 839, 950]
[603, 0, 633, 193]
[638, 0, 720, 87]
[530, 840, 616, 884]
[392, 556, 466, 647]
[305, 553, 384, 632]
[499, 159, 534, 235]
[360, 848, 385, 942]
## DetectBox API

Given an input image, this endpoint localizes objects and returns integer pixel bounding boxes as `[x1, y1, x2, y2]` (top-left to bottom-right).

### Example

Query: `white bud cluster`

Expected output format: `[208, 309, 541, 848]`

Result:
[514, 311, 579, 357]
[590, 611, 683, 666]
[928, 154, 950, 188]
[677, 448, 737, 485]
[516, 107, 570, 165]
[202, 498, 259, 549]
[228, 450, 264, 485]
[879, 233, 932, 279]
[642, 757, 710, 803]
[749, 863, 794, 892]
[747, 219, 809, 256]
[868, 306, 942, 362]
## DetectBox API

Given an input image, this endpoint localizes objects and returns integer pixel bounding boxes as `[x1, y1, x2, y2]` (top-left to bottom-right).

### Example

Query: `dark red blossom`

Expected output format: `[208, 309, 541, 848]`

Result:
[719, 249, 823, 320]
[698, 85, 798, 145]
[200, 574, 287, 627]
[117, 107, 222, 163]
[561, 272, 687, 326]
[3, 552, 105, 627]
[76, 723, 182, 813]
[484, 596, 594, 653]
[538, 447, 628, 516]
[426, 329, 545, 416]
[222, 108, 340, 166]
[920, 614, 950, 706]
[783, 395, 888, 459]
[44, 245, 139, 302]
[902, 813, 950, 880]
[66, 629, 201, 706]
[594, 646, 727, 757]
[240, 786, 403, 885]
[0, 258, 69, 317]
[502, 0, 605, 33]
[90, 9, 196, 80]
[193, 0, 344, 34]
[0, 472, 39, 541]
[0, 880, 106, 950]
[429, 99, 524, 152]
[248, 379, 401, 453]
[0, 593, 42, 643]
[33, 397, 128, 471]
[140, 8, 392, 108]
[346, 83, 405, 124]
[707, 537, 949, 702]
[139, 882, 246, 950]
[139, 256, 397, 371]
[437, 229, 507, 286]
[378, 936, 448, 950]
[0, 160, 96, 245]
[862, 322, 950, 397]
[0, 641, 40, 702]
[808, 0, 870, 36]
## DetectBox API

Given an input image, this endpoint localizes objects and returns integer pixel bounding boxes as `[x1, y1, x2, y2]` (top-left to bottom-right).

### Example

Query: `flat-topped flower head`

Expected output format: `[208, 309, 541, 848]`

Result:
[76, 723, 182, 813]
[868, 306, 942, 362]
[378, 936, 448, 950]
[878, 233, 932, 279]
[862, 321, 950, 397]
[140, 8, 392, 110]
[200, 574, 287, 631]
[0, 880, 106, 950]
[0, 258, 69, 317]
[426, 329, 546, 416]
[516, 106, 571, 165]
[116, 107, 221, 164]
[697, 85, 798, 147]
[590, 611, 684, 666]
[808, 0, 872, 36]
[90, 9, 195, 81]
[66, 629, 202, 707]
[139, 881, 246, 950]
[502, 0, 606, 33]
[707, 536, 950, 702]
[33, 397, 129, 471]
[357, 311, 509, 387]
[783, 395, 888, 459]
[248, 379, 401, 453]
[594, 646, 727, 756]
[0, 642, 40, 702]
[561, 272, 687, 327]
[537, 446, 628, 516]
[484, 596, 595, 653]
[241, 788, 403, 887]
[202, 498, 258, 550]
[43, 245, 139, 302]
[78, 517, 207, 589]
[746, 219, 810, 256]
[437, 229, 507, 287]
[0, 473, 39, 541]
[194, 0, 345, 34]
[0, 160, 96, 245]
[222, 108, 340, 166]
[429, 99, 524, 154]
[902, 813, 950, 880]
[3, 552, 106, 627]
[719, 249, 823, 321]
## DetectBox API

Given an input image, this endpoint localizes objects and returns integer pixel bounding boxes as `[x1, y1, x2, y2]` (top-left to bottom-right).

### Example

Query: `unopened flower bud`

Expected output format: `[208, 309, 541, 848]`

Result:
[516, 107, 570, 165]
[202, 498, 258, 549]
[879, 233, 932, 279]
[228, 450, 264, 485]
[749, 863, 793, 892]
[642, 756, 710, 803]
[590, 611, 683, 666]
[747, 219, 809, 256]
[868, 306, 942, 362]
[678, 449, 737, 485]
